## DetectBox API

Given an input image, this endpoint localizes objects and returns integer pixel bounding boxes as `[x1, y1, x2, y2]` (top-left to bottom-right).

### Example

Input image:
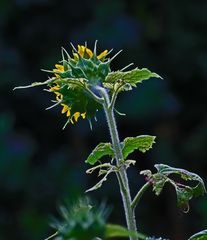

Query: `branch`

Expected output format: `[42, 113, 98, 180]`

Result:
[109, 82, 125, 110]
[131, 182, 151, 211]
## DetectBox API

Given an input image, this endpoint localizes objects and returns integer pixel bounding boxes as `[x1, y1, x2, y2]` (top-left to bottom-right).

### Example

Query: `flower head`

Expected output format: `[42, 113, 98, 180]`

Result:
[46, 42, 113, 127]
[16, 41, 146, 128]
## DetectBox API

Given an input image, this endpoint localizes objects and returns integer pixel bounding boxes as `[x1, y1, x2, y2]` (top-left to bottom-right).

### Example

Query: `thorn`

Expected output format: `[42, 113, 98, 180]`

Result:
[45, 101, 61, 110]
[93, 40, 98, 55]
[120, 63, 134, 71]
[61, 47, 65, 61]
[43, 89, 51, 92]
[41, 69, 54, 73]
[62, 118, 70, 130]
[70, 42, 77, 52]
[104, 48, 113, 58]
[44, 231, 58, 240]
[61, 47, 71, 60]
[88, 118, 93, 130]
[109, 49, 123, 62]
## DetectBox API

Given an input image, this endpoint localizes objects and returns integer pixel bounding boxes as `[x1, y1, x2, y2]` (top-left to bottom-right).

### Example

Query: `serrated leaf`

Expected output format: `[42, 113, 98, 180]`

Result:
[188, 230, 207, 240]
[85, 143, 114, 165]
[105, 68, 162, 86]
[122, 135, 156, 159]
[105, 71, 125, 83]
[105, 224, 145, 239]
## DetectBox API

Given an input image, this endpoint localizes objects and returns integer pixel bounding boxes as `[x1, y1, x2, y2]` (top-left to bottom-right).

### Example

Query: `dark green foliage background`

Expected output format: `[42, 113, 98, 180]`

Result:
[0, 0, 207, 239]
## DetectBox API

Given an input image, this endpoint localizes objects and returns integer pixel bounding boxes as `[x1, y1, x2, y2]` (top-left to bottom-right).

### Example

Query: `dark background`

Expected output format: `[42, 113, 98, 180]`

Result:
[0, 0, 207, 239]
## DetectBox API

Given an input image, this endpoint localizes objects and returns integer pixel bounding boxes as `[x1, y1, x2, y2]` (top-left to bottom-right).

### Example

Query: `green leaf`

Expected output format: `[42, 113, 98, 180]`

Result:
[174, 185, 194, 211]
[122, 135, 156, 159]
[145, 164, 206, 212]
[105, 224, 145, 239]
[188, 230, 207, 240]
[154, 164, 206, 198]
[85, 143, 114, 165]
[105, 71, 125, 83]
[105, 68, 162, 86]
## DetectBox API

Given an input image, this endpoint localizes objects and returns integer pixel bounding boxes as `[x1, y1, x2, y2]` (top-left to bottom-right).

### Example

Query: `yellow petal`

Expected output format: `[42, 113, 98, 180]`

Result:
[77, 45, 93, 58]
[55, 64, 64, 72]
[61, 104, 68, 114]
[73, 112, 80, 122]
[66, 109, 71, 117]
[97, 50, 108, 60]
[70, 117, 74, 124]
[85, 47, 93, 58]
[81, 112, 86, 119]
[78, 45, 84, 57]
[50, 85, 60, 91]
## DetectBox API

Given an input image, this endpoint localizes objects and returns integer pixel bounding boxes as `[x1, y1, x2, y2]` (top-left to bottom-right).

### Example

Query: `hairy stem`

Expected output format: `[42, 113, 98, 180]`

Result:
[131, 182, 151, 211]
[98, 87, 138, 240]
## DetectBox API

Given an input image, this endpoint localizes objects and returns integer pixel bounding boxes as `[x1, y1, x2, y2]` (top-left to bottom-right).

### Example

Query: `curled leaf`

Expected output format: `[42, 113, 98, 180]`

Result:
[141, 164, 206, 213]
[85, 143, 114, 165]
[85, 169, 114, 193]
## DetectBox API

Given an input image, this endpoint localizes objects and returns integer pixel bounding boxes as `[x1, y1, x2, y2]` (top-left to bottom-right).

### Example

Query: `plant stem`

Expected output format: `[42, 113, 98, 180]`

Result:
[98, 87, 138, 240]
[131, 182, 151, 211]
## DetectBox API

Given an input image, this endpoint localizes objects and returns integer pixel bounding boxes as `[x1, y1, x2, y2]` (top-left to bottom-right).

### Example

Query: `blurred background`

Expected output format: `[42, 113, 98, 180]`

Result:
[0, 0, 207, 239]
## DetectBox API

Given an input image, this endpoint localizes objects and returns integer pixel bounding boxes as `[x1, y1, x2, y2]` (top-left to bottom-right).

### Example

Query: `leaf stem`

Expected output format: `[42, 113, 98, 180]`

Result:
[131, 182, 151, 211]
[109, 82, 124, 110]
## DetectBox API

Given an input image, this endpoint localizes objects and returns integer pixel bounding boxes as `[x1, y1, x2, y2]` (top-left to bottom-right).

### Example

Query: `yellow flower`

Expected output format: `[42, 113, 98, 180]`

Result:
[70, 112, 86, 124]
[78, 45, 93, 58]
[61, 104, 71, 117]
[76, 45, 108, 61]
[53, 64, 64, 77]
[97, 50, 108, 60]
[61, 105, 86, 125]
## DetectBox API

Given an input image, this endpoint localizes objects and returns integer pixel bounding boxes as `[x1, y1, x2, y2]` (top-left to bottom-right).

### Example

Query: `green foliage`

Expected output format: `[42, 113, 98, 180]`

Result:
[49, 198, 139, 240]
[188, 230, 207, 240]
[3, 1, 207, 239]
[105, 224, 144, 239]
[105, 68, 162, 87]
[122, 135, 156, 159]
[50, 198, 107, 240]
[85, 143, 114, 165]
[141, 164, 206, 212]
